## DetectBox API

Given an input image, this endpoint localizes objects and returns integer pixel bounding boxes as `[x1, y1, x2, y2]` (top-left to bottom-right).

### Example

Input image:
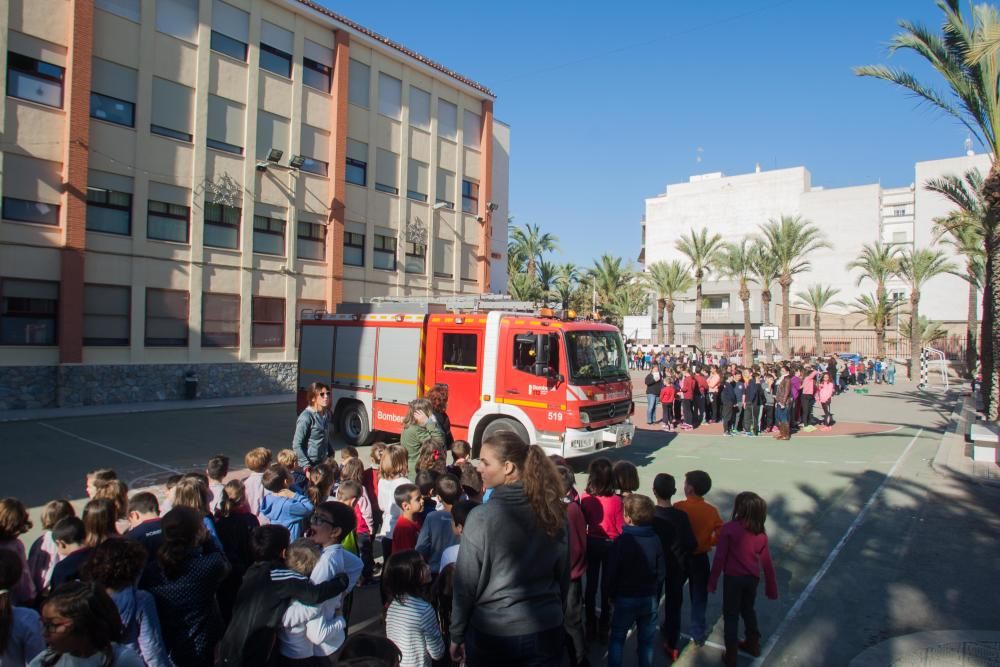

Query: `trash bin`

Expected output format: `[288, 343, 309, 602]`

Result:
[184, 372, 198, 400]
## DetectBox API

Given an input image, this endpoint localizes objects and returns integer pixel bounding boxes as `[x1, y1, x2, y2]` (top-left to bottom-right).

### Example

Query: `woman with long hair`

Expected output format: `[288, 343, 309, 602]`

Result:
[426, 384, 454, 449]
[449, 432, 568, 667]
[146, 508, 229, 667]
[400, 398, 444, 475]
[171, 478, 223, 551]
[82, 500, 117, 549]
[0, 550, 44, 666]
[292, 381, 332, 471]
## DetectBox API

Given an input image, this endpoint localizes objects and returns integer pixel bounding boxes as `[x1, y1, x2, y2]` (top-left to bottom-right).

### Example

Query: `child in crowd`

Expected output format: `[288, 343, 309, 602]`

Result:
[206, 455, 230, 514]
[172, 477, 224, 551]
[438, 500, 476, 574]
[125, 492, 162, 587]
[306, 463, 337, 507]
[277, 538, 325, 664]
[449, 440, 471, 474]
[277, 449, 308, 495]
[413, 470, 439, 524]
[457, 463, 484, 503]
[0, 498, 36, 605]
[377, 445, 412, 559]
[416, 444, 447, 478]
[244, 447, 274, 521]
[390, 484, 424, 553]
[606, 494, 665, 667]
[92, 479, 131, 535]
[307, 502, 364, 659]
[85, 468, 117, 499]
[556, 465, 588, 667]
[0, 550, 44, 665]
[160, 474, 182, 515]
[384, 550, 445, 667]
[215, 480, 260, 624]
[81, 538, 172, 667]
[761, 372, 777, 434]
[613, 461, 640, 498]
[580, 458, 623, 641]
[363, 443, 385, 535]
[341, 460, 375, 582]
[49, 517, 90, 589]
[675, 470, 723, 647]
[651, 474, 696, 662]
[659, 379, 676, 431]
[28, 499, 74, 595]
[82, 499, 117, 548]
[817, 372, 836, 431]
[708, 492, 778, 666]
[260, 465, 314, 541]
[415, 474, 461, 575]
[340, 446, 360, 464]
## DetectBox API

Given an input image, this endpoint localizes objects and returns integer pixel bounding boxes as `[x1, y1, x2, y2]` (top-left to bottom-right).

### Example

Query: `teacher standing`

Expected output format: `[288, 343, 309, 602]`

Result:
[292, 382, 332, 470]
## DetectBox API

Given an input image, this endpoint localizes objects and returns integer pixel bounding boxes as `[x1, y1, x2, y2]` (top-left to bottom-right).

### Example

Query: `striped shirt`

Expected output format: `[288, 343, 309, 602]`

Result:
[385, 595, 445, 667]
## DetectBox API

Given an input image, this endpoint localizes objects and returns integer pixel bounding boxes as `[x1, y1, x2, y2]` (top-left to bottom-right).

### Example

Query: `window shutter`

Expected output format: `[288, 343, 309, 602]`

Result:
[212, 0, 249, 43]
[92, 58, 137, 102]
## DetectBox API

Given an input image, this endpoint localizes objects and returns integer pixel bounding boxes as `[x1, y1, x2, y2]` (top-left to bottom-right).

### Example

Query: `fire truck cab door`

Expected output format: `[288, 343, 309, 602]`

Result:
[503, 331, 564, 430]
[431, 329, 481, 441]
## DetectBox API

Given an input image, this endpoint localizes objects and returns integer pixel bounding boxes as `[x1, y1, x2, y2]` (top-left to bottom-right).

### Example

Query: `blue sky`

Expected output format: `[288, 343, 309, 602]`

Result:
[325, 1, 973, 266]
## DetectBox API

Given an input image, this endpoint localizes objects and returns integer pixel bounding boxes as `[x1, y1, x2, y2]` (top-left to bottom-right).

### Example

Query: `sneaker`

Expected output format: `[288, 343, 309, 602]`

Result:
[741, 431, 751, 437]
[802, 425, 817, 432]
[724, 431, 734, 437]
[820, 425, 831, 431]
[661, 424, 671, 431]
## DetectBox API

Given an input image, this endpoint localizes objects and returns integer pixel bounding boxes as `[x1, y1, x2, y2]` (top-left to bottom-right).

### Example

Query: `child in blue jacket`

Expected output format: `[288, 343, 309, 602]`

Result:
[260, 465, 314, 540]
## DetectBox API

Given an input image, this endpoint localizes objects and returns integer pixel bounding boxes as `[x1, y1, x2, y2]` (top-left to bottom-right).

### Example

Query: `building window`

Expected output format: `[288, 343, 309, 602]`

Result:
[348, 60, 370, 108]
[253, 214, 285, 256]
[252, 296, 285, 347]
[461, 179, 479, 215]
[405, 242, 426, 274]
[436, 169, 455, 209]
[90, 92, 135, 127]
[461, 243, 477, 282]
[202, 292, 240, 347]
[792, 313, 812, 327]
[303, 58, 331, 92]
[96, 0, 141, 22]
[0, 279, 58, 345]
[442, 333, 477, 372]
[155, 0, 199, 43]
[144, 288, 188, 347]
[409, 86, 431, 130]
[6, 52, 64, 108]
[151, 124, 192, 142]
[463, 110, 481, 149]
[375, 149, 399, 195]
[2, 197, 59, 226]
[204, 202, 241, 250]
[377, 72, 402, 120]
[206, 94, 244, 155]
[86, 187, 132, 235]
[407, 159, 428, 202]
[297, 221, 326, 261]
[893, 207, 907, 217]
[892, 231, 907, 243]
[211, 31, 247, 61]
[433, 239, 454, 278]
[147, 200, 189, 243]
[211, 0, 249, 60]
[703, 294, 729, 310]
[346, 139, 367, 186]
[344, 229, 365, 267]
[373, 233, 396, 271]
[83, 284, 130, 346]
[299, 157, 328, 177]
[151, 77, 194, 142]
[259, 42, 292, 77]
[438, 99, 457, 140]
[296, 298, 326, 346]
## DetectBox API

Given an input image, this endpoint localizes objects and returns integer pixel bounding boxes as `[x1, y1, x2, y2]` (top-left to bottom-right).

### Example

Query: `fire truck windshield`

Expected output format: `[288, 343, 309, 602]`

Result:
[565, 330, 628, 384]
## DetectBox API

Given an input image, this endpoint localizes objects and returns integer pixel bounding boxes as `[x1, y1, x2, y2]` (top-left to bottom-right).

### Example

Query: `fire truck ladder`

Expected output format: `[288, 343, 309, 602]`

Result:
[366, 293, 559, 314]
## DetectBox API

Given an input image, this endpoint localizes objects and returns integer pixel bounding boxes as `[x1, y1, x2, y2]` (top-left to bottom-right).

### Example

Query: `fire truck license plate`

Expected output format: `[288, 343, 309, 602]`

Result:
[614, 423, 635, 448]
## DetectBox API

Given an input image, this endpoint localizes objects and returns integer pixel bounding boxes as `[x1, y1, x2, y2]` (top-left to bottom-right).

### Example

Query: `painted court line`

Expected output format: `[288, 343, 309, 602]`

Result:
[38, 422, 179, 473]
[676, 455, 700, 459]
[804, 460, 830, 465]
[751, 428, 924, 667]
[719, 457, 743, 461]
[762, 459, 786, 464]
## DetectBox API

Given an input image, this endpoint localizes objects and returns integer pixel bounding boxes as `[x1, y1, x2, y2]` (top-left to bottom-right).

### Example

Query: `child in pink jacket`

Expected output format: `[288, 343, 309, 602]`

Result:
[817, 372, 835, 431]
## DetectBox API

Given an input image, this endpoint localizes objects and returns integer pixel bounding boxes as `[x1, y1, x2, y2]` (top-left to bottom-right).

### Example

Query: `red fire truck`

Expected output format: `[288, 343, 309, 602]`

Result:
[297, 296, 635, 458]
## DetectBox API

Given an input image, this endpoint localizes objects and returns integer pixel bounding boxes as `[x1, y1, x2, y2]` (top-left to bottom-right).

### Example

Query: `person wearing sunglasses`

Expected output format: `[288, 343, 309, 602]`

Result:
[292, 382, 333, 472]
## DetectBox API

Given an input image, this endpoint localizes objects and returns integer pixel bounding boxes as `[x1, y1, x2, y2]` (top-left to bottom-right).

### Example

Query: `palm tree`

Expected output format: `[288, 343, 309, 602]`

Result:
[537, 260, 558, 296]
[587, 254, 632, 313]
[926, 168, 987, 377]
[852, 292, 901, 357]
[846, 242, 901, 357]
[749, 241, 781, 359]
[759, 215, 831, 357]
[717, 239, 756, 363]
[795, 285, 842, 356]
[856, 0, 999, 418]
[901, 315, 949, 347]
[896, 248, 958, 381]
[509, 223, 558, 280]
[645, 260, 694, 344]
[508, 272, 541, 301]
[553, 263, 580, 310]
[676, 228, 724, 349]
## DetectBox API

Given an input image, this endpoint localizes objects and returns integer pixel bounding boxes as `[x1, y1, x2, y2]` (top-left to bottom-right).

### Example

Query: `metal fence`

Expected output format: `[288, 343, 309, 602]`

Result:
[658, 332, 969, 361]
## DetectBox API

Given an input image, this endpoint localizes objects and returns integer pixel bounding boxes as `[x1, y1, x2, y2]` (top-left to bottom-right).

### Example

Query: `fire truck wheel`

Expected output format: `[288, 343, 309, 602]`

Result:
[479, 417, 531, 456]
[338, 401, 372, 446]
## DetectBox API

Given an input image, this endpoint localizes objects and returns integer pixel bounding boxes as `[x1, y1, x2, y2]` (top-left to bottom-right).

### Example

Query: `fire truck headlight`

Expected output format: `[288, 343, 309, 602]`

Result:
[579, 412, 590, 425]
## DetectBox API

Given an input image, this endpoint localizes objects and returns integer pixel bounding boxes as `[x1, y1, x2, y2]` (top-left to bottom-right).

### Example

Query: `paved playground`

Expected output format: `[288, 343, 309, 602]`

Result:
[1, 380, 997, 666]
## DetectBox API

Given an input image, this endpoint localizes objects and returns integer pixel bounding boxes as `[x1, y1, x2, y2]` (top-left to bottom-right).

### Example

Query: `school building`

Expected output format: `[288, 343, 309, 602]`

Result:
[0, 0, 510, 408]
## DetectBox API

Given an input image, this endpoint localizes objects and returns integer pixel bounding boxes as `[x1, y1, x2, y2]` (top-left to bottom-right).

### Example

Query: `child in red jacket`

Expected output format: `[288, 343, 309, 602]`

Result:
[659, 382, 676, 431]
[708, 492, 778, 667]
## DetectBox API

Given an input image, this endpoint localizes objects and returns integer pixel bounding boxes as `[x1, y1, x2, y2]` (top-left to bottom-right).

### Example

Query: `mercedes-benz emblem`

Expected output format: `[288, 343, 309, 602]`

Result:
[608, 404, 616, 418]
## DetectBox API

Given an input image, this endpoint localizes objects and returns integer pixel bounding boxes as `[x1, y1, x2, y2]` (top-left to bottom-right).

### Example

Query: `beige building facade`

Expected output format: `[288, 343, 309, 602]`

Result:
[0, 0, 509, 407]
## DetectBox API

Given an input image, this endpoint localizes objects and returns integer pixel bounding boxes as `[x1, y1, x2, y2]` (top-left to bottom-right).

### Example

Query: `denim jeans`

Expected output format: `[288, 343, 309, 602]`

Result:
[465, 624, 564, 667]
[646, 394, 658, 423]
[686, 553, 710, 642]
[607, 595, 658, 667]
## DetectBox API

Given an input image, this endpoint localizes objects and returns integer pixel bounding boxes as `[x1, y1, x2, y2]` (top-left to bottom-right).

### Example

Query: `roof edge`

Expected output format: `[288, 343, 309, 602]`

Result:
[291, 0, 496, 99]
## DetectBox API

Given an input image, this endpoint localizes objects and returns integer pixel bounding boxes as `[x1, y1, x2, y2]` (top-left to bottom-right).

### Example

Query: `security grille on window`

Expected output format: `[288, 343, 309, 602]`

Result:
[348, 60, 370, 107]
[461, 179, 479, 215]
[252, 296, 285, 347]
[374, 232, 397, 271]
[442, 333, 477, 372]
[0, 279, 58, 346]
[87, 187, 132, 236]
[346, 139, 368, 187]
[202, 293, 240, 347]
[303, 40, 333, 92]
[436, 169, 455, 209]
[344, 224, 365, 267]
[147, 200, 190, 243]
[375, 149, 399, 195]
[297, 221, 326, 261]
[145, 288, 188, 346]
[253, 215, 285, 256]
[260, 21, 293, 78]
[83, 285, 130, 346]
[6, 52, 65, 108]
[407, 159, 429, 202]
[204, 202, 241, 249]
[405, 242, 426, 274]
[210, 0, 249, 61]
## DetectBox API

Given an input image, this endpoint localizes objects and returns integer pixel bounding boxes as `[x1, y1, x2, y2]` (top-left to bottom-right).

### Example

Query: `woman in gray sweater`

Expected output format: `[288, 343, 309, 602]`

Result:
[449, 431, 569, 667]
[291, 382, 332, 469]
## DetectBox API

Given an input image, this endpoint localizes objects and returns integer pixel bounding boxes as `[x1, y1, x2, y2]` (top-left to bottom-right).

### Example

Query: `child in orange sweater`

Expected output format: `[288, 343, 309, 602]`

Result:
[674, 470, 723, 646]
